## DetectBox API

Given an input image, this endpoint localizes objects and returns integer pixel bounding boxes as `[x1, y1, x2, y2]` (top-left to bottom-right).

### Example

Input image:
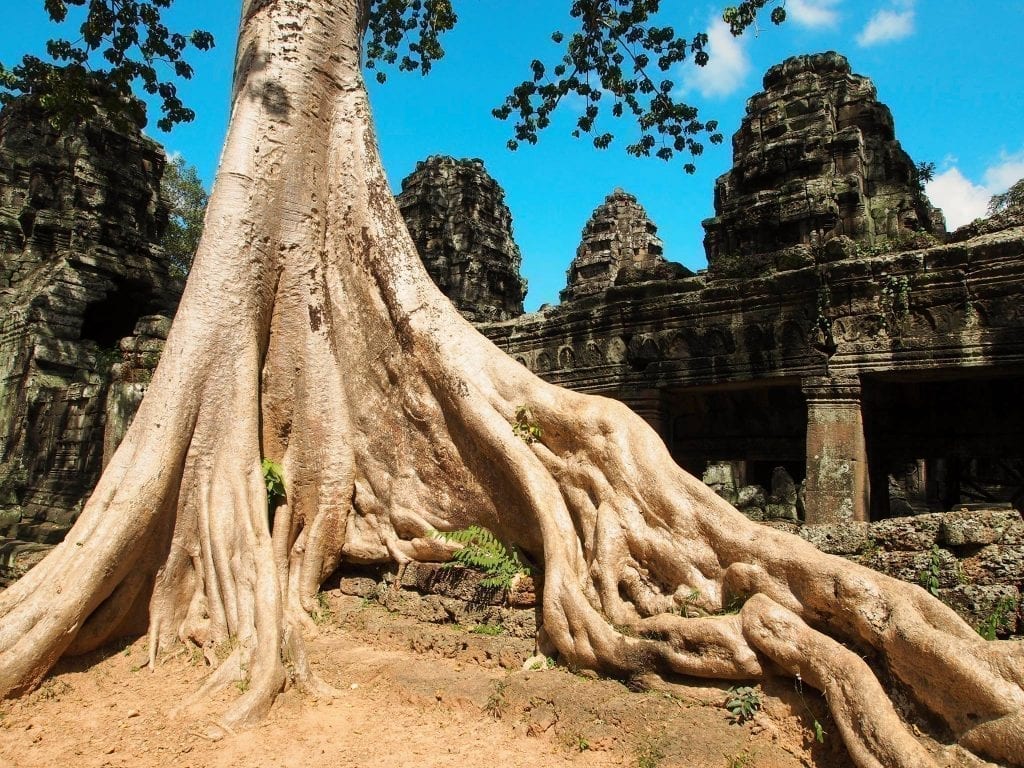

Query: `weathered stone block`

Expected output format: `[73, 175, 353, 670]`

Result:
[737, 484, 767, 509]
[736, 484, 767, 520]
[961, 545, 1024, 586]
[119, 336, 166, 354]
[770, 467, 798, 504]
[869, 513, 943, 551]
[336, 575, 380, 598]
[702, 461, 737, 492]
[16, 520, 71, 544]
[942, 508, 1023, 547]
[1002, 522, 1024, 546]
[133, 314, 172, 339]
[800, 521, 869, 555]
[864, 548, 961, 589]
[765, 503, 798, 522]
[401, 561, 505, 605]
[507, 573, 537, 608]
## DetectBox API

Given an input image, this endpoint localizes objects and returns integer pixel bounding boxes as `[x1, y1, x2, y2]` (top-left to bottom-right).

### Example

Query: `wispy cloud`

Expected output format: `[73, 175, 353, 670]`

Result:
[857, 1, 916, 46]
[983, 153, 1024, 192]
[926, 150, 1024, 229]
[788, 0, 842, 29]
[678, 17, 751, 99]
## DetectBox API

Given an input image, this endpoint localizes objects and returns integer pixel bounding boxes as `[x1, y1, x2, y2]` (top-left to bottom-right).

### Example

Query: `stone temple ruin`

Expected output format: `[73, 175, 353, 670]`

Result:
[1, 52, 1022, 635]
[560, 187, 691, 302]
[484, 52, 1023, 528]
[397, 155, 526, 322]
[702, 52, 945, 277]
[0, 93, 183, 574]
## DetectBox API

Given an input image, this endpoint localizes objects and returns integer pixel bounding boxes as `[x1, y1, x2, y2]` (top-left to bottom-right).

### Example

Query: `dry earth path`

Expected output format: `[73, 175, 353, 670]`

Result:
[0, 592, 886, 768]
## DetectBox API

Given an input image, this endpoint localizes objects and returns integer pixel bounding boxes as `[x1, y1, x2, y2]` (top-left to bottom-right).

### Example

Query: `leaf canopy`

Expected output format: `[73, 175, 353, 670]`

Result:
[0, 0, 213, 131]
[161, 154, 209, 277]
[4, 0, 784, 169]
[366, 0, 784, 172]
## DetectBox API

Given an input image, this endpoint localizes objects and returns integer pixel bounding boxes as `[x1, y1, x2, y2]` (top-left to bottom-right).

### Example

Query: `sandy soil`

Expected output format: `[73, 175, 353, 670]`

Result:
[0, 591, 856, 768]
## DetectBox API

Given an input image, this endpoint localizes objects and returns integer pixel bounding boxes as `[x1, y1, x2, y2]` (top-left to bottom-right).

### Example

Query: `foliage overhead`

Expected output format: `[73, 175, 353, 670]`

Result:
[492, 0, 785, 172]
[4, 1, 786, 171]
[364, 0, 458, 81]
[0, 0, 214, 131]
[366, 0, 786, 173]
[160, 153, 208, 277]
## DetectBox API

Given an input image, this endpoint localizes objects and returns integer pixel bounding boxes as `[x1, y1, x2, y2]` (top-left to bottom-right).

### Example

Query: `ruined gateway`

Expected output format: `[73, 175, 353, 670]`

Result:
[1, 53, 1022, 633]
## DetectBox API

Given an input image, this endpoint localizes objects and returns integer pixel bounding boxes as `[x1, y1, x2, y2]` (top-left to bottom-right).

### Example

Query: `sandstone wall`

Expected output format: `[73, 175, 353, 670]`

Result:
[0, 93, 182, 560]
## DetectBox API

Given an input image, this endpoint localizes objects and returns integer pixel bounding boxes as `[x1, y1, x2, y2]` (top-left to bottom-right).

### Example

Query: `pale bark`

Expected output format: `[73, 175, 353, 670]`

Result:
[1, 1, 1023, 764]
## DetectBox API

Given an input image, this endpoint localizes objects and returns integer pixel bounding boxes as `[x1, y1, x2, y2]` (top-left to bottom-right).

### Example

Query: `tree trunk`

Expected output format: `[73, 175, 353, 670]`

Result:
[1, 1, 1023, 765]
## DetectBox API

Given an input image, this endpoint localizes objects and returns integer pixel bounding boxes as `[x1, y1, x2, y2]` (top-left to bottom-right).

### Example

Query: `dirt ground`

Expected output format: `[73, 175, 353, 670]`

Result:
[0, 590, 969, 768]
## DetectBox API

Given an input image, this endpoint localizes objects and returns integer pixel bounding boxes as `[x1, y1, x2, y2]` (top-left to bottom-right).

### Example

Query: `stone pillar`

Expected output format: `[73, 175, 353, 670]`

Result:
[801, 376, 869, 524]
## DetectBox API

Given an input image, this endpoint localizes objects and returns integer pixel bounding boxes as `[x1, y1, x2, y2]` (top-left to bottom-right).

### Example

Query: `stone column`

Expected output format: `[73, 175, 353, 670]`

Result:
[801, 376, 869, 524]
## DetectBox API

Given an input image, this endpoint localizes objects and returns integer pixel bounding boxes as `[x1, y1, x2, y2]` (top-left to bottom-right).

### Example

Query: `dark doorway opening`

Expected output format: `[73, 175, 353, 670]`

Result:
[80, 280, 154, 348]
[862, 373, 1024, 518]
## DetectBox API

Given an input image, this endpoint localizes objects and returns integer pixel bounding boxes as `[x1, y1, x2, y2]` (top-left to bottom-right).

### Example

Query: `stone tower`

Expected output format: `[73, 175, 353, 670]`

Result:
[0, 92, 182, 551]
[702, 51, 946, 277]
[397, 156, 525, 322]
[561, 189, 669, 302]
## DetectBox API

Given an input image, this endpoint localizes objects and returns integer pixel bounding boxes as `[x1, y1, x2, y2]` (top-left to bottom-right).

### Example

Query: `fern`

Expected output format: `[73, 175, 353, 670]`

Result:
[432, 525, 528, 589]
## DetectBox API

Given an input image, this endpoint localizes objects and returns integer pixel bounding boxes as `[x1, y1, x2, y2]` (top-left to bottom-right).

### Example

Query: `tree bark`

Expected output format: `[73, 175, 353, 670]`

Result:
[1, 1, 1023, 764]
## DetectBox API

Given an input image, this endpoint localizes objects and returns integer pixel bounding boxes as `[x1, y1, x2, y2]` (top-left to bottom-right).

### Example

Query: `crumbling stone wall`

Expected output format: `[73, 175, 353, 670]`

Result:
[397, 155, 525, 322]
[0, 93, 182, 565]
[702, 475, 1023, 636]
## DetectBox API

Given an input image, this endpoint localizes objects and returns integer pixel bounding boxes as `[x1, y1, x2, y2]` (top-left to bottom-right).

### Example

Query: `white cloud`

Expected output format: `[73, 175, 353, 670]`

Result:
[925, 151, 1024, 229]
[857, 3, 916, 47]
[925, 169, 990, 229]
[788, 0, 841, 28]
[984, 154, 1024, 191]
[679, 18, 751, 99]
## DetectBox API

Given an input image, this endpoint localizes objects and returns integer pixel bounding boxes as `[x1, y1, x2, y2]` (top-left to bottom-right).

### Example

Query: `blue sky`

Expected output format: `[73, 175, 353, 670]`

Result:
[3, 1, 1023, 310]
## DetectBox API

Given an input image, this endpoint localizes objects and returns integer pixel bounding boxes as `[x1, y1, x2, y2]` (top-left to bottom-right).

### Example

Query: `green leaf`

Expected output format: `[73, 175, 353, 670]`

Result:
[261, 458, 286, 504]
[813, 720, 826, 743]
[3, 1, 214, 130]
[432, 526, 530, 591]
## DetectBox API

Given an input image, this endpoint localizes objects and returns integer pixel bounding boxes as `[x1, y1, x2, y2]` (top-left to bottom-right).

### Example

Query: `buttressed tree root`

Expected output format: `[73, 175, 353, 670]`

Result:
[1, 2, 1022, 767]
